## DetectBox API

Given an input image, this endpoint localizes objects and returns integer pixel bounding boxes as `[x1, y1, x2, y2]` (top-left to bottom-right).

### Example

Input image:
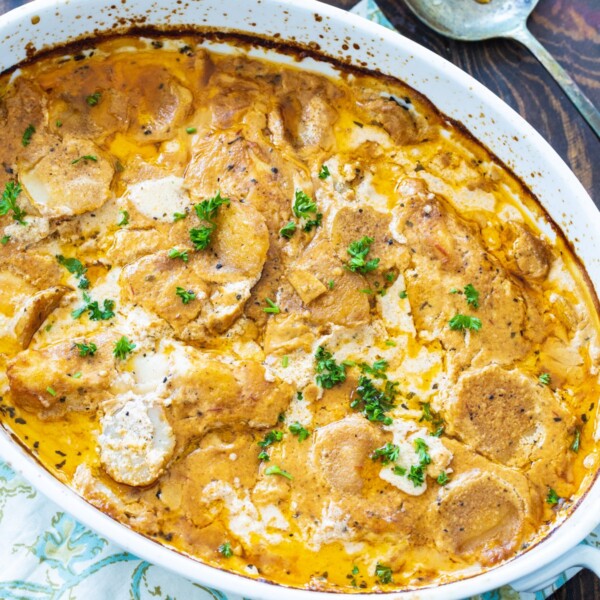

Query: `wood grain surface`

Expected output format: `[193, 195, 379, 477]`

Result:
[0, 0, 598, 598]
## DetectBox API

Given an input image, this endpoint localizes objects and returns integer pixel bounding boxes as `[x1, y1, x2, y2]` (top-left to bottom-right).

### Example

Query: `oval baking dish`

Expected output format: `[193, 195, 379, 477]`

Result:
[1, 1, 600, 599]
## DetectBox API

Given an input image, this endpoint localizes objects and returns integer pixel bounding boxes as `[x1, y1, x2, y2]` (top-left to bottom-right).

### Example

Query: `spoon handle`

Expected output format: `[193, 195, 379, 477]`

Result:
[509, 27, 600, 138]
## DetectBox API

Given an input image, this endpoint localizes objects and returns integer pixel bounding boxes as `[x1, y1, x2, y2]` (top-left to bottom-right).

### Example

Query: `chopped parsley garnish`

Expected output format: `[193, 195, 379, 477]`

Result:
[75, 342, 97, 357]
[118, 210, 129, 227]
[399, 289, 408, 299]
[72, 372, 82, 379]
[258, 430, 283, 450]
[85, 92, 101, 106]
[281, 355, 289, 368]
[546, 487, 560, 505]
[571, 429, 581, 453]
[113, 336, 136, 360]
[328, 279, 335, 290]
[315, 346, 346, 389]
[55, 120, 62, 128]
[392, 465, 406, 476]
[371, 442, 400, 465]
[263, 298, 281, 314]
[437, 471, 450, 486]
[414, 438, 431, 466]
[218, 541, 233, 558]
[0, 181, 27, 225]
[318, 165, 330, 179]
[385, 340, 396, 347]
[407, 464, 425, 487]
[173, 212, 187, 222]
[450, 287, 459, 294]
[289, 422, 310, 442]
[175, 286, 196, 304]
[359, 359, 388, 379]
[264, 465, 293, 479]
[539, 372, 551, 386]
[448, 313, 482, 332]
[71, 155, 98, 165]
[46, 386, 57, 397]
[56, 255, 89, 289]
[0, 235, 10, 245]
[345, 236, 380, 274]
[168, 248, 189, 262]
[71, 293, 115, 321]
[186, 127, 197, 134]
[464, 283, 480, 308]
[419, 402, 445, 437]
[190, 192, 230, 250]
[22, 124, 35, 147]
[293, 189, 322, 232]
[279, 221, 296, 239]
[351, 376, 397, 425]
[375, 563, 393, 585]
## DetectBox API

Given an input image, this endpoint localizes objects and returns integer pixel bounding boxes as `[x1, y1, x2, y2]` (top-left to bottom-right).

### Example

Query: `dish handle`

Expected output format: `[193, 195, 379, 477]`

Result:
[511, 544, 600, 593]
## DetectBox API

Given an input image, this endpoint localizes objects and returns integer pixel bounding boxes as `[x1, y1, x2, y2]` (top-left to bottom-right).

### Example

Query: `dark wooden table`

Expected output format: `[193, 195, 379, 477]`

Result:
[1, 0, 598, 597]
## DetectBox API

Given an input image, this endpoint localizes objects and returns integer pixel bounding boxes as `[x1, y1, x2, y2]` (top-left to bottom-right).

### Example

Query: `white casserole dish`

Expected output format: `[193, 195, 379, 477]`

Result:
[1, 0, 600, 598]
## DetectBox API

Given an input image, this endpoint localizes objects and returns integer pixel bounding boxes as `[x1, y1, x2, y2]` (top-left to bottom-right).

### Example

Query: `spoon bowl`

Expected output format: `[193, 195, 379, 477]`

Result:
[403, 0, 600, 136]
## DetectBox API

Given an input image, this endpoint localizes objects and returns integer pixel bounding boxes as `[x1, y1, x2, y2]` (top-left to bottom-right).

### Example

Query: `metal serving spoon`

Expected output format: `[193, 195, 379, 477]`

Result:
[402, 0, 600, 137]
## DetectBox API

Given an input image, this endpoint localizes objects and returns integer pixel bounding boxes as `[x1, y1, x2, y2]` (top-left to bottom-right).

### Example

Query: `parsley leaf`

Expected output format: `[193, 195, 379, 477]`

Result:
[0, 181, 27, 225]
[448, 314, 482, 332]
[175, 286, 196, 304]
[173, 212, 187, 222]
[346, 236, 380, 274]
[375, 563, 393, 585]
[71, 293, 115, 321]
[186, 126, 197, 134]
[419, 402, 445, 437]
[371, 442, 400, 465]
[118, 210, 129, 227]
[539, 372, 551, 385]
[22, 124, 35, 147]
[392, 465, 406, 476]
[0, 235, 10, 245]
[263, 298, 280, 314]
[194, 191, 230, 222]
[86, 92, 101, 106]
[218, 541, 233, 558]
[289, 422, 310, 442]
[407, 464, 425, 487]
[546, 487, 560, 505]
[168, 248, 189, 262]
[113, 336, 136, 360]
[437, 471, 450, 486]
[399, 289, 408, 299]
[414, 438, 431, 466]
[75, 342, 97, 357]
[571, 429, 580, 453]
[56, 255, 87, 279]
[293, 189, 322, 232]
[351, 376, 397, 425]
[71, 155, 98, 164]
[318, 165, 330, 179]
[189, 225, 214, 250]
[315, 346, 347, 389]
[264, 464, 293, 479]
[258, 430, 283, 449]
[359, 359, 388, 379]
[279, 221, 296, 239]
[464, 283, 480, 308]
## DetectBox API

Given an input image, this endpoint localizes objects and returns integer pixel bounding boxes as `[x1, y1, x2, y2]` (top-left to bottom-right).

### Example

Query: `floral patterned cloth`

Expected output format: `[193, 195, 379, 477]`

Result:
[0, 1, 595, 598]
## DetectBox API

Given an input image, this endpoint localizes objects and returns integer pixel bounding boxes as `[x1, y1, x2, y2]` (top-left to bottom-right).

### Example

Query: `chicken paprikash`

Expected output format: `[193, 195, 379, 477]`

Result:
[0, 34, 599, 592]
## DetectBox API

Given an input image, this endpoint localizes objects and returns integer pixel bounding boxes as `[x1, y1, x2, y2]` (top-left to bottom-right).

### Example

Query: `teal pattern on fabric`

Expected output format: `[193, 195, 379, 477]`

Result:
[0, 3, 595, 598]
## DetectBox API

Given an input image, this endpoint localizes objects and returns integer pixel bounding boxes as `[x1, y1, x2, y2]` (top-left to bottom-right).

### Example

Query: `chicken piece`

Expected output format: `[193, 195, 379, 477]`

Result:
[504, 221, 551, 280]
[357, 94, 431, 146]
[12, 286, 68, 349]
[121, 201, 269, 341]
[7, 332, 117, 419]
[311, 415, 386, 495]
[165, 354, 293, 451]
[19, 136, 114, 218]
[124, 65, 193, 143]
[330, 206, 407, 273]
[444, 365, 575, 468]
[393, 178, 546, 374]
[286, 238, 371, 328]
[98, 393, 175, 487]
[431, 438, 540, 565]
